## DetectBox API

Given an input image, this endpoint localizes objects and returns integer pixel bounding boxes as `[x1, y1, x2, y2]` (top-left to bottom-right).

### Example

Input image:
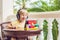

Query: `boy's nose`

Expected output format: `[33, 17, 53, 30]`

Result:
[22, 16, 27, 18]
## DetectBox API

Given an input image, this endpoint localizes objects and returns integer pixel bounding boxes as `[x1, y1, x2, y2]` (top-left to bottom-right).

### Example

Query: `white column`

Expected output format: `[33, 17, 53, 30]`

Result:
[38, 18, 44, 40]
[2, 0, 14, 22]
[0, 0, 3, 40]
[0, 0, 2, 23]
[47, 18, 53, 40]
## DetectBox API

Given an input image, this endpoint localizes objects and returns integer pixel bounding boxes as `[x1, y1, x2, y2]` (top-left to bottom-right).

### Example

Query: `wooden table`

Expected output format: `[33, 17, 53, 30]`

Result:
[3, 29, 41, 40]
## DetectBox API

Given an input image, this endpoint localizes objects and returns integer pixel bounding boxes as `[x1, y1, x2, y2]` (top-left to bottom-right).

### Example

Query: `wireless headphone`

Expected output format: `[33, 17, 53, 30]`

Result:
[16, 9, 28, 20]
[16, 9, 21, 20]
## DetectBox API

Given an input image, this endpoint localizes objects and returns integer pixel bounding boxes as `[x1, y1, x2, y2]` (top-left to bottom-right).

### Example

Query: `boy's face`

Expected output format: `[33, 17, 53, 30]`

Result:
[19, 10, 28, 21]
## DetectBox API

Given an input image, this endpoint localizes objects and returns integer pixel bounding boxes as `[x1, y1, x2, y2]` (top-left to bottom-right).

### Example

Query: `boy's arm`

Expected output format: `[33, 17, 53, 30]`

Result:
[6, 23, 13, 29]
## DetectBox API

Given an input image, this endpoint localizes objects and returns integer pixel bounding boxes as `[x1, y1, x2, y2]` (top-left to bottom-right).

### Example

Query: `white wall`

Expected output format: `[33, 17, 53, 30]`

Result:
[0, 0, 2, 23]
[2, 0, 14, 22]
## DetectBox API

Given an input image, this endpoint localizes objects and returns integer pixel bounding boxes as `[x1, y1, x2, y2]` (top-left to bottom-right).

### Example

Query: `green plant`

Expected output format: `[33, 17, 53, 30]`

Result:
[52, 19, 58, 40]
[14, 0, 60, 12]
[43, 20, 48, 40]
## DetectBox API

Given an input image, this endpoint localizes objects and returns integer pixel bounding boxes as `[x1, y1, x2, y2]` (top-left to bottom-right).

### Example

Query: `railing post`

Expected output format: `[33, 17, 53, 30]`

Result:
[46, 18, 53, 40]
[38, 18, 44, 40]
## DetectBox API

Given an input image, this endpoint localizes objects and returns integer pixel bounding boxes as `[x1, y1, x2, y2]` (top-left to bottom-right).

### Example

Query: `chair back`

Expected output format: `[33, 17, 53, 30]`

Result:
[0, 22, 11, 40]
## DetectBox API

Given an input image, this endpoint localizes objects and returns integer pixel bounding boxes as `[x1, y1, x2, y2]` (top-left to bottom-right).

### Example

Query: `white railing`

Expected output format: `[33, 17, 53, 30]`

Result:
[28, 11, 60, 40]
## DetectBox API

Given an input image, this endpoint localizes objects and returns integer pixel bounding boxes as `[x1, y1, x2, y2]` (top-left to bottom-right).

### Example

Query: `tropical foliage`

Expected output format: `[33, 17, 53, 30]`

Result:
[43, 20, 48, 40]
[52, 19, 58, 40]
[14, 0, 60, 13]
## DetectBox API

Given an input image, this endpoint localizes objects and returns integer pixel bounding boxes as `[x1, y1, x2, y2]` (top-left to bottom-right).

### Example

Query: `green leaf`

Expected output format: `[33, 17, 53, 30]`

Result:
[52, 19, 59, 40]
[43, 20, 48, 40]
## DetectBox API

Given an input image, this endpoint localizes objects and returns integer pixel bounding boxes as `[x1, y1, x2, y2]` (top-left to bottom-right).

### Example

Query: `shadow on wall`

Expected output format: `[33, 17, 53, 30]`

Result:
[5, 15, 17, 22]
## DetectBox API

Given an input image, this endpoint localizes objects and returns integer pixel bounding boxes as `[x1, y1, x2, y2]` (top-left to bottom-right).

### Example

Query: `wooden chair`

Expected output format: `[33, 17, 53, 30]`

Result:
[0, 22, 41, 40]
[0, 22, 11, 40]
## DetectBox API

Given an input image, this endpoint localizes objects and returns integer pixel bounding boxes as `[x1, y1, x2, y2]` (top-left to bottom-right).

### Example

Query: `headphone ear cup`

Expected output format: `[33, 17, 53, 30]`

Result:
[27, 16, 28, 19]
[16, 14, 20, 20]
[18, 14, 20, 20]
